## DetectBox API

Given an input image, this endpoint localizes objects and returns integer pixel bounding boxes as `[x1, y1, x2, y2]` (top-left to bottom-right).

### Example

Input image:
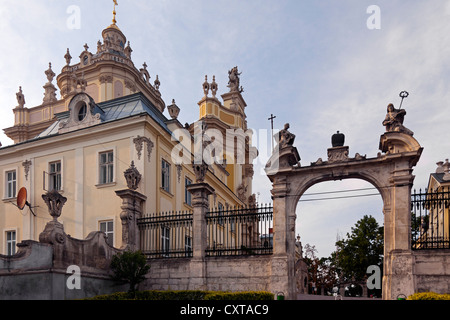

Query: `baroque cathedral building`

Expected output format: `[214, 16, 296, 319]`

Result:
[0, 5, 256, 254]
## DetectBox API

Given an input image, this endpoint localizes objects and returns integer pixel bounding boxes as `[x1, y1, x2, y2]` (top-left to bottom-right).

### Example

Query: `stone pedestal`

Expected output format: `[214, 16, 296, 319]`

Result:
[115, 189, 147, 251]
[186, 182, 214, 289]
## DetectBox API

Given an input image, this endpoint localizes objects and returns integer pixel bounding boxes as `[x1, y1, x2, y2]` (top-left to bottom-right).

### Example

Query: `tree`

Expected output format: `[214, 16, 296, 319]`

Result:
[303, 244, 339, 295]
[333, 215, 383, 283]
[110, 250, 150, 295]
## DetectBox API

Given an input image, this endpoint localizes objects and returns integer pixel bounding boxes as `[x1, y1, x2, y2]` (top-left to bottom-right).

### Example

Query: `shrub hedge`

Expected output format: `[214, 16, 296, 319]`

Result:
[87, 290, 274, 301]
[408, 292, 450, 300]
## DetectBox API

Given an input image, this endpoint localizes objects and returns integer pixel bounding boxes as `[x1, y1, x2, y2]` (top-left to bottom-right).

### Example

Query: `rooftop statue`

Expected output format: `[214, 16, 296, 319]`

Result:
[227, 66, 243, 93]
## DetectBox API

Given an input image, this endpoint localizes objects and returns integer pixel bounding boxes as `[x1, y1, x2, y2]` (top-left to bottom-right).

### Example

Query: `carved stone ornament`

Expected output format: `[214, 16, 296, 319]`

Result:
[42, 189, 67, 222]
[203, 75, 210, 96]
[176, 164, 182, 183]
[327, 146, 349, 163]
[43, 63, 57, 104]
[193, 163, 208, 183]
[64, 48, 72, 66]
[168, 99, 180, 119]
[133, 135, 154, 162]
[59, 93, 103, 134]
[22, 160, 32, 181]
[124, 161, 141, 191]
[237, 182, 248, 202]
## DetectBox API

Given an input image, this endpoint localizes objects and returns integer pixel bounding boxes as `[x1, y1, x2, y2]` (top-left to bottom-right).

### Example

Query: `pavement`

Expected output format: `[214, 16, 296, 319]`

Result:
[297, 293, 381, 300]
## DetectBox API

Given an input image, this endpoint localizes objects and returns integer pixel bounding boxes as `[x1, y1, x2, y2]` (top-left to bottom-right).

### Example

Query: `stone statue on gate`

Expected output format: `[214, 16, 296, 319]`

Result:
[382, 103, 414, 136]
[276, 123, 296, 149]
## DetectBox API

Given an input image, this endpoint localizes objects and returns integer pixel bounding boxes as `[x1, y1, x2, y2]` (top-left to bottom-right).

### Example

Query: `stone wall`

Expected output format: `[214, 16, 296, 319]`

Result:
[414, 250, 450, 294]
[141, 256, 273, 293]
[0, 222, 126, 299]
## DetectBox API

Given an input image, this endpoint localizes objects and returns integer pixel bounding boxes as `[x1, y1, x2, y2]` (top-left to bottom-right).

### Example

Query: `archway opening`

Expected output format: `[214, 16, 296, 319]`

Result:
[296, 178, 384, 298]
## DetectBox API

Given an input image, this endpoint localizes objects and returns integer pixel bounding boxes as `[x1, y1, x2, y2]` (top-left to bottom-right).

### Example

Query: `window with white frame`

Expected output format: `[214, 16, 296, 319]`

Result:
[5, 170, 16, 199]
[185, 177, 192, 206]
[99, 151, 114, 184]
[6, 231, 16, 256]
[161, 159, 171, 193]
[49, 161, 62, 191]
[161, 226, 170, 256]
[99, 220, 114, 247]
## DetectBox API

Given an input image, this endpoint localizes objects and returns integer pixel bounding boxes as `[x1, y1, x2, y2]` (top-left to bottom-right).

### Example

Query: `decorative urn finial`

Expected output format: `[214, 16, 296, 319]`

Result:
[124, 161, 142, 191]
[332, 131, 345, 147]
[42, 190, 67, 222]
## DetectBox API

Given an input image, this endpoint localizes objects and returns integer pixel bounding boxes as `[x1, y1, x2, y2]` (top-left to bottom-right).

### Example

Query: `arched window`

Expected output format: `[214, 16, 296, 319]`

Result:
[77, 102, 87, 121]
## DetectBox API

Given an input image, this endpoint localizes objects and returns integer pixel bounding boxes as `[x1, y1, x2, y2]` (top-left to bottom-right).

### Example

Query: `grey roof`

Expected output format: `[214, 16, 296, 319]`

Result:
[36, 92, 170, 139]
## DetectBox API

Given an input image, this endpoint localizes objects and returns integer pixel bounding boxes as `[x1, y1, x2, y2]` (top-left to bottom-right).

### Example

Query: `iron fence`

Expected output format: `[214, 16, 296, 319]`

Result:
[137, 211, 193, 258]
[411, 188, 450, 250]
[205, 204, 273, 257]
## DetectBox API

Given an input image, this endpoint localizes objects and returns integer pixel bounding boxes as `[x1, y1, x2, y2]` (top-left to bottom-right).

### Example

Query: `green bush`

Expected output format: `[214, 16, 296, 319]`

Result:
[87, 290, 274, 300]
[110, 250, 150, 295]
[408, 292, 450, 300]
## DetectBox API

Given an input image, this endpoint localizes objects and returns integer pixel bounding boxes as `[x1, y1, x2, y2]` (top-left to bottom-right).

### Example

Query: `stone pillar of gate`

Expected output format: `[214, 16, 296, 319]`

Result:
[115, 189, 147, 251]
[380, 131, 422, 300]
[270, 175, 297, 300]
[265, 126, 301, 300]
[187, 164, 215, 290]
[115, 162, 147, 251]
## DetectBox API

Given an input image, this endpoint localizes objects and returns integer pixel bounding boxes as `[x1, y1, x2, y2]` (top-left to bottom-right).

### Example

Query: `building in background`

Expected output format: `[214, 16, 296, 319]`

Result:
[0, 7, 256, 255]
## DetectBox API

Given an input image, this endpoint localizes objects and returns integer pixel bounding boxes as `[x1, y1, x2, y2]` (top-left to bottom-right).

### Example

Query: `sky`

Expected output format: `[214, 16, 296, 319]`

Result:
[1, 0, 450, 257]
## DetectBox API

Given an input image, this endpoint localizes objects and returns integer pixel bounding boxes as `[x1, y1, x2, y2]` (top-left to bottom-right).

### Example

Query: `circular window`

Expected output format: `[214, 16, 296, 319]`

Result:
[77, 102, 87, 121]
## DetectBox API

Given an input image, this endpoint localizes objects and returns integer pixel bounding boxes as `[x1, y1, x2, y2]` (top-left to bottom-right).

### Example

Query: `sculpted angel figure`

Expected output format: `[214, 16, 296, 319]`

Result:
[382, 103, 414, 136]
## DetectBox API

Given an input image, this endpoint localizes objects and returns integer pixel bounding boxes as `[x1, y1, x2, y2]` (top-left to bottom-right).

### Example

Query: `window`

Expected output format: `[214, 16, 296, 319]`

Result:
[99, 151, 114, 184]
[6, 231, 16, 256]
[49, 161, 62, 191]
[78, 102, 87, 121]
[185, 177, 192, 206]
[218, 202, 224, 226]
[185, 235, 192, 257]
[99, 220, 114, 247]
[5, 170, 16, 199]
[161, 227, 170, 256]
[161, 159, 171, 193]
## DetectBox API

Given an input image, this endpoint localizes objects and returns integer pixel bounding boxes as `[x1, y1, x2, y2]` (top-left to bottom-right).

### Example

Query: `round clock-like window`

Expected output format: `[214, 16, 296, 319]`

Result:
[78, 102, 87, 121]
[83, 55, 89, 65]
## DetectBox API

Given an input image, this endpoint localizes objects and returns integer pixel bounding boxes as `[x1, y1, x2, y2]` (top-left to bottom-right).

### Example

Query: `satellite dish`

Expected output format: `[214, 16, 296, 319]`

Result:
[16, 187, 36, 216]
[17, 187, 27, 210]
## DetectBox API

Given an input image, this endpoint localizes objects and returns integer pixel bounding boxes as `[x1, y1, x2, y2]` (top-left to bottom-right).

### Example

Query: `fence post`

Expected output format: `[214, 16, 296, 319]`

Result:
[186, 181, 214, 289]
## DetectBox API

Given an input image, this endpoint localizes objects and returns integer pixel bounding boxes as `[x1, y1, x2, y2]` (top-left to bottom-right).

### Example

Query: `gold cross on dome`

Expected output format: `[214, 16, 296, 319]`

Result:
[112, 0, 118, 25]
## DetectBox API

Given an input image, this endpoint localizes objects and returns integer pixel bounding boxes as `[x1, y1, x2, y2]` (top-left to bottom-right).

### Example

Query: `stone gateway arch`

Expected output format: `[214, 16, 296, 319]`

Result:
[265, 105, 423, 300]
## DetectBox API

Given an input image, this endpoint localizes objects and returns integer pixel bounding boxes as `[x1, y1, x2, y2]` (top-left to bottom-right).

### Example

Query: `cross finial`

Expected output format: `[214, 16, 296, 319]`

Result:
[268, 114, 276, 150]
[112, 0, 118, 25]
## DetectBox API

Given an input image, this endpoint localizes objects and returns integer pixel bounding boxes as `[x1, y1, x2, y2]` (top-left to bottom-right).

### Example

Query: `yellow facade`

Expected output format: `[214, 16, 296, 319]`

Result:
[0, 19, 253, 255]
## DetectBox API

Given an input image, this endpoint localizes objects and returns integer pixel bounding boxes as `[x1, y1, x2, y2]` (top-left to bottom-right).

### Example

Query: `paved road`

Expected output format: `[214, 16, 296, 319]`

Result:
[297, 294, 381, 300]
